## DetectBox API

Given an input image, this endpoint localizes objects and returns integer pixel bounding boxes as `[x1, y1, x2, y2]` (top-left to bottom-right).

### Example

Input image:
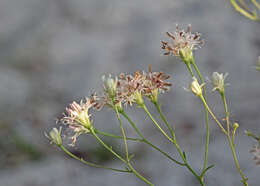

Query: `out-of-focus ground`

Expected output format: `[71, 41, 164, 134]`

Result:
[0, 0, 260, 185]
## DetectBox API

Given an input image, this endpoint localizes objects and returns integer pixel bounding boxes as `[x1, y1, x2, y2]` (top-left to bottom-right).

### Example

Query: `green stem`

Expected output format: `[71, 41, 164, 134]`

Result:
[227, 136, 248, 186]
[115, 108, 129, 161]
[199, 96, 227, 135]
[153, 101, 206, 184]
[185, 61, 195, 77]
[91, 128, 127, 163]
[190, 59, 210, 176]
[128, 163, 154, 186]
[141, 104, 174, 143]
[141, 104, 204, 185]
[221, 92, 248, 186]
[94, 129, 142, 142]
[154, 102, 176, 140]
[59, 145, 131, 173]
[221, 92, 230, 134]
[251, 0, 260, 11]
[121, 111, 185, 166]
[229, 0, 259, 21]
[91, 128, 153, 185]
[120, 111, 146, 140]
[174, 141, 204, 186]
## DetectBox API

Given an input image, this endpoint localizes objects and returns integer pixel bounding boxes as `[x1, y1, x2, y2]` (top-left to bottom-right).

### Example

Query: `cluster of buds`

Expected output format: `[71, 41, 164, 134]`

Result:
[161, 24, 203, 62]
[95, 67, 172, 109]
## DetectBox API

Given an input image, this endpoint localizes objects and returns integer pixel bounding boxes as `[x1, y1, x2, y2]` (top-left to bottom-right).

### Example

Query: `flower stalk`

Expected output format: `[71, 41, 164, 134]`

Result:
[140, 102, 204, 185]
[90, 127, 154, 186]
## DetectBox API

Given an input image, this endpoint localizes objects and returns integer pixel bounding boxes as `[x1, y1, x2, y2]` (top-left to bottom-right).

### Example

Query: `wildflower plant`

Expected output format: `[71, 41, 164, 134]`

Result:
[46, 24, 255, 186]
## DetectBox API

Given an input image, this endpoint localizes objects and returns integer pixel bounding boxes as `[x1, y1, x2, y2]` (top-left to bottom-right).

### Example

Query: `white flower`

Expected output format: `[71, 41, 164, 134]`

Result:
[211, 72, 228, 93]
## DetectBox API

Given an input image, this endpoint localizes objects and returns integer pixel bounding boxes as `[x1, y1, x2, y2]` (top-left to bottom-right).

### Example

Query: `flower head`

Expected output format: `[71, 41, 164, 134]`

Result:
[211, 72, 228, 93]
[94, 67, 172, 108]
[118, 71, 146, 106]
[92, 75, 122, 110]
[45, 127, 63, 146]
[190, 77, 204, 96]
[250, 144, 260, 166]
[142, 66, 172, 103]
[60, 98, 95, 146]
[161, 24, 203, 61]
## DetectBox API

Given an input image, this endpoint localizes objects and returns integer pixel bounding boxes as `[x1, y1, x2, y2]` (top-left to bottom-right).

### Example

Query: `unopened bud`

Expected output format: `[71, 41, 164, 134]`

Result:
[190, 77, 203, 96]
[102, 74, 118, 98]
[46, 127, 63, 146]
[233, 122, 239, 129]
[134, 91, 144, 106]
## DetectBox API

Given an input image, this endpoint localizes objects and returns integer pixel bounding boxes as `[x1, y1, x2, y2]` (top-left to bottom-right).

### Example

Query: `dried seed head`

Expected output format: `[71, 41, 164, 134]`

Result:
[250, 145, 260, 166]
[142, 67, 171, 103]
[96, 67, 172, 108]
[161, 24, 203, 60]
[117, 71, 146, 106]
[117, 68, 172, 106]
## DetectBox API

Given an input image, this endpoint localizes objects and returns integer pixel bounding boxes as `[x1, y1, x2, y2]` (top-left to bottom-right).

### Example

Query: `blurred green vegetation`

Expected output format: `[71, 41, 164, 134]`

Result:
[0, 121, 43, 169]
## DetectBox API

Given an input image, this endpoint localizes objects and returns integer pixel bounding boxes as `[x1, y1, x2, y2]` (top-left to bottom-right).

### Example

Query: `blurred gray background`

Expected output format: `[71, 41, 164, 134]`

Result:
[0, 0, 260, 186]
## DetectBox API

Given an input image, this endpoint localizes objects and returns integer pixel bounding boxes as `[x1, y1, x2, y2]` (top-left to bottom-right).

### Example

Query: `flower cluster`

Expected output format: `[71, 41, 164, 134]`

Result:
[161, 24, 203, 58]
[51, 67, 171, 146]
[250, 145, 260, 165]
[96, 67, 172, 108]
